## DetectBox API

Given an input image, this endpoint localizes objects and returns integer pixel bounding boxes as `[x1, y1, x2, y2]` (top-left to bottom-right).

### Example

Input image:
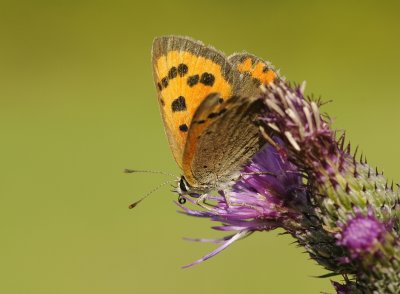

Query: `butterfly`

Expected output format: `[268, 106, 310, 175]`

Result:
[152, 36, 278, 203]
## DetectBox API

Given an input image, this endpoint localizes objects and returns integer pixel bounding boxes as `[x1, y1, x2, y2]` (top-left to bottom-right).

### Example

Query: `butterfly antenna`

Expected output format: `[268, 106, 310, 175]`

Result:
[128, 179, 176, 209]
[124, 169, 177, 178]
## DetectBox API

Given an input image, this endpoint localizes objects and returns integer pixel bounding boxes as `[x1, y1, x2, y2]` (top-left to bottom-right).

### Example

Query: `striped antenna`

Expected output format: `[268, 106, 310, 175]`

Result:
[128, 179, 176, 209]
[124, 169, 177, 178]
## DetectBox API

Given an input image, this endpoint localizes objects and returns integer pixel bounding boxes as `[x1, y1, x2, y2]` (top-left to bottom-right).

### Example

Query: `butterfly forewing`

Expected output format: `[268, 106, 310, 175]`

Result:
[152, 36, 235, 169]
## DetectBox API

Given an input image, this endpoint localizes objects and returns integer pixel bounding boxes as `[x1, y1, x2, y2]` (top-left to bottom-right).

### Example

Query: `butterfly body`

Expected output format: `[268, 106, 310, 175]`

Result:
[152, 36, 277, 198]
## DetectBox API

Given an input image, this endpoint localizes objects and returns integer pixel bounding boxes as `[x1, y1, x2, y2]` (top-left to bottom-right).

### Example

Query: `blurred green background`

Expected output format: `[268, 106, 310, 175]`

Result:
[1, 1, 399, 293]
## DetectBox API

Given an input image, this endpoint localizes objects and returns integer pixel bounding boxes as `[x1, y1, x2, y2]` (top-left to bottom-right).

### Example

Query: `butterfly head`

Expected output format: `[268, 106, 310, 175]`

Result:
[176, 175, 201, 199]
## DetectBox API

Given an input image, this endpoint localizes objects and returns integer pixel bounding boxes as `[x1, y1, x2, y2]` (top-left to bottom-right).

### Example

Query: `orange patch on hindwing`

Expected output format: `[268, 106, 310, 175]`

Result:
[153, 49, 232, 169]
[236, 57, 277, 86]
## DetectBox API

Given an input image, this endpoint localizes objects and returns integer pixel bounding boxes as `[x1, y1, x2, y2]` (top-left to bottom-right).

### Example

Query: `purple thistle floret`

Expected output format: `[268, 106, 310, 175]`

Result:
[336, 212, 387, 259]
[178, 140, 306, 267]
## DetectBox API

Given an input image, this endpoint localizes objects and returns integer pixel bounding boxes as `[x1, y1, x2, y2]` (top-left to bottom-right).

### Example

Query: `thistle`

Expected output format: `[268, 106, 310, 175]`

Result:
[178, 79, 400, 293]
[261, 80, 400, 293]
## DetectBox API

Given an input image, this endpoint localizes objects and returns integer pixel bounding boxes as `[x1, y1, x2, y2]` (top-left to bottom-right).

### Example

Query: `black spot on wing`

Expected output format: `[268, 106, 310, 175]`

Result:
[200, 73, 215, 86]
[159, 64, 189, 90]
[177, 64, 188, 77]
[171, 96, 187, 112]
[207, 108, 227, 119]
[187, 75, 199, 87]
[161, 77, 168, 88]
[208, 112, 219, 119]
[168, 67, 178, 79]
[179, 124, 188, 132]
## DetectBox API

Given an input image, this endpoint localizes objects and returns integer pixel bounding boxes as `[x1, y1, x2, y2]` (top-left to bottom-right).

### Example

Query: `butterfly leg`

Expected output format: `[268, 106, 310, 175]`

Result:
[239, 171, 277, 178]
[195, 194, 215, 211]
[222, 190, 263, 213]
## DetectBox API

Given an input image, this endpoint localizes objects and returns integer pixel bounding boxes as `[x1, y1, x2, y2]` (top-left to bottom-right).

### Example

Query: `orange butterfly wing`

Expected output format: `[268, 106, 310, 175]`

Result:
[152, 36, 235, 170]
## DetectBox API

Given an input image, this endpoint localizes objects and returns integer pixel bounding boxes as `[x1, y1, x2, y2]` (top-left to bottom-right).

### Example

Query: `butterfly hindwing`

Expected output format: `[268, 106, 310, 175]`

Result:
[228, 52, 277, 96]
[181, 92, 231, 185]
[183, 94, 266, 188]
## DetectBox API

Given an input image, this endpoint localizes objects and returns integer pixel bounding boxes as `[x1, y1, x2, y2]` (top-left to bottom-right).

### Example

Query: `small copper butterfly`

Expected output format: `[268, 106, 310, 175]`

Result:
[152, 36, 278, 202]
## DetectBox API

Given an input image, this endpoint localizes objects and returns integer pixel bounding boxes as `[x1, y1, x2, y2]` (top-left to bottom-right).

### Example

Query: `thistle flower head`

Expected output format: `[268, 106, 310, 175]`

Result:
[259, 80, 400, 292]
[336, 211, 387, 260]
[175, 79, 400, 293]
[232, 138, 307, 220]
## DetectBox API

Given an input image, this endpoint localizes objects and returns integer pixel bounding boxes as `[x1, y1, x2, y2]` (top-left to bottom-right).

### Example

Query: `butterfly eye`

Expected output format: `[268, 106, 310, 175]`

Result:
[178, 195, 186, 204]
